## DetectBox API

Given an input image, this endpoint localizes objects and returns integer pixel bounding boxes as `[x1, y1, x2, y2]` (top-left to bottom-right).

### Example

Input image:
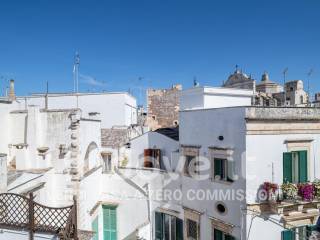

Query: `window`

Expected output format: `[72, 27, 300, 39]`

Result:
[144, 149, 162, 169]
[300, 95, 304, 104]
[103, 205, 117, 240]
[187, 219, 199, 240]
[281, 225, 316, 240]
[213, 158, 232, 182]
[283, 151, 308, 183]
[213, 229, 235, 240]
[155, 212, 183, 240]
[184, 155, 197, 177]
[102, 153, 112, 173]
[92, 216, 99, 240]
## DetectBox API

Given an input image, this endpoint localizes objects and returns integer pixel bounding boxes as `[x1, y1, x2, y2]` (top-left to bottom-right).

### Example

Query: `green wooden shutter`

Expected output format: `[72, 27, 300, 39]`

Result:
[155, 212, 163, 240]
[283, 153, 293, 183]
[103, 205, 117, 240]
[298, 150, 308, 183]
[176, 218, 183, 240]
[214, 229, 223, 240]
[92, 216, 99, 240]
[281, 230, 294, 240]
[214, 159, 222, 179]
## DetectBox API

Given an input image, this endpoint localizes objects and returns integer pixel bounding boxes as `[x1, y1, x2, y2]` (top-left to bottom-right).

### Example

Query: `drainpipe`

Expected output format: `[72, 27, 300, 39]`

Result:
[0, 154, 7, 193]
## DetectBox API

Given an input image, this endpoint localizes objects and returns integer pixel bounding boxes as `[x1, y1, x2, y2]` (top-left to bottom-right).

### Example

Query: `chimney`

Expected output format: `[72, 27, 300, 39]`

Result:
[0, 153, 7, 193]
[9, 79, 16, 101]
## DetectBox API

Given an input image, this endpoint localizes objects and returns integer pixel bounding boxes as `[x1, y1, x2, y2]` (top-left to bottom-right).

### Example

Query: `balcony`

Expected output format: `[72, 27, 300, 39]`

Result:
[252, 182, 320, 227]
[0, 193, 78, 240]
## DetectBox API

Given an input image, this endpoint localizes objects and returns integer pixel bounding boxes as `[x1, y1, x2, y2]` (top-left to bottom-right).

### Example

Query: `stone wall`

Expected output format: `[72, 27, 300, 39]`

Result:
[146, 85, 181, 130]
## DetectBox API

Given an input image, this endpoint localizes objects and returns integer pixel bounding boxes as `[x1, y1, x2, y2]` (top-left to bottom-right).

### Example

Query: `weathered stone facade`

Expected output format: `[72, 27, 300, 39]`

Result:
[147, 84, 181, 131]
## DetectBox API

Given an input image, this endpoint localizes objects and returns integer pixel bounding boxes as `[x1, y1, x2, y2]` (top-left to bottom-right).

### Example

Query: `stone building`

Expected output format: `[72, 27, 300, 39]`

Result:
[256, 72, 283, 94]
[146, 84, 181, 131]
[313, 93, 320, 107]
[223, 68, 308, 107]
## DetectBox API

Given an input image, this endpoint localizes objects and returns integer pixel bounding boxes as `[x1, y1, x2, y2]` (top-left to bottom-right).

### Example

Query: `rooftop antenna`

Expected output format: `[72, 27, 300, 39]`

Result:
[73, 52, 80, 93]
[138, 77, 144, 106]
[283, 67, 288, 105]
[235, 64, 239, 72]
[45, 81, 49, 110]
[307, 68, 314, 104]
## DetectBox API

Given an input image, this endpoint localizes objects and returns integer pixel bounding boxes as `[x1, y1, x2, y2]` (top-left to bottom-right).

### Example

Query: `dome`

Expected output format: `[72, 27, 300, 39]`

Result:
[224, 70, 253, 86]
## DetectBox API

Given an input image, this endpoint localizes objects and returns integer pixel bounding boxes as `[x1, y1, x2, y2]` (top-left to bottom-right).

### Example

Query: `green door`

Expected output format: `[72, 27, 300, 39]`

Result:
[281, 230, 294, 240]
[298, 151, 308, 183]
[103, 205, 117, 240]
[283, 152, 293, 183]
[92, 216, 99, 240]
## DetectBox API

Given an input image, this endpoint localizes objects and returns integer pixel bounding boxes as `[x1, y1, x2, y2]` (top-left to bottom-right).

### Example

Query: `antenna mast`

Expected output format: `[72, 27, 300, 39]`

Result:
[307, 68, 313, 105]
[73, 52, 80, 93]
[283, 67, 288, 105]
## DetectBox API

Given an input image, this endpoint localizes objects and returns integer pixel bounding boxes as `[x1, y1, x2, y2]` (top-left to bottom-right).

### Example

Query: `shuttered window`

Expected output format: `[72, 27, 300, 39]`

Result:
[283, 151, 308, 183]
[103, 205, 117, 240]
[281, 230, 294, 240]
[298, 151, 308, 183]
[144, 149, 162, 169]
[92, 216, 99, 240]
[213, 158, 233, 182]
[155, 212, 183, 240]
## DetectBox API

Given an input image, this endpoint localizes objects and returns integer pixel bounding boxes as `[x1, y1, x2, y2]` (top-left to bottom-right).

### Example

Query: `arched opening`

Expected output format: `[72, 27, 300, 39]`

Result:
[83, 141, 99, 173]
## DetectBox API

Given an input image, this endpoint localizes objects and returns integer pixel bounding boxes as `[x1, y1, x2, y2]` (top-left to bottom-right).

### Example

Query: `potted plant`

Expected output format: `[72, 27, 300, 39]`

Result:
[281, 183, 298, 201]
[298, 183, 314, 201]
[263, 182, 278, 201]
[313, 179, 320, 200]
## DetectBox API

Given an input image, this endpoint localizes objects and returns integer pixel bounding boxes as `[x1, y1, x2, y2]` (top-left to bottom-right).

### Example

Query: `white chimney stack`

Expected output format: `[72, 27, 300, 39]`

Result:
[0, 153, 7, 193]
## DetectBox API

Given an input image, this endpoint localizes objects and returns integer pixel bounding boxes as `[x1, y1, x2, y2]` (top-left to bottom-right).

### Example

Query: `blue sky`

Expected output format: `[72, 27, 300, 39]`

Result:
[0, 0, 319, 104]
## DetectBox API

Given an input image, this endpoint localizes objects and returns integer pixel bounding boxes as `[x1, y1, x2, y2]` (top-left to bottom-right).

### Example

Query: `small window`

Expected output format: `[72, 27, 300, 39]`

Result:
[213, 158, 228, 181]
[152, 115, 156, 120]
[144, 149, 162, 169]
[187, 219, 199, 240]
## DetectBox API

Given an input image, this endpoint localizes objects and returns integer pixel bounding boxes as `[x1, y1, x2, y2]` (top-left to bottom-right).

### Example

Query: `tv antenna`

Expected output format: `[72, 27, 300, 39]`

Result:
[73, 52, 80, 93]
[283, 67, 288, 105]
[307, 68, 314, 104]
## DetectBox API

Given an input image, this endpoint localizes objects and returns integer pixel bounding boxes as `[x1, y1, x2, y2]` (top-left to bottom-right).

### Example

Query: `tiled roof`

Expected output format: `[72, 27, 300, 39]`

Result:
[154, 127, 179, 141]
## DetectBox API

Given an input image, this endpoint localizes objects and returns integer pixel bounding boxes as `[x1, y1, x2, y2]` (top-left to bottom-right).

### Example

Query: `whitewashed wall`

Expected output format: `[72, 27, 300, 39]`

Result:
[179, 107, 247, 239]
[245, 133, 320, 203]
[17, 92, 137, 128]
[130, 132, 179, 169]
[180, 87, 253, 110]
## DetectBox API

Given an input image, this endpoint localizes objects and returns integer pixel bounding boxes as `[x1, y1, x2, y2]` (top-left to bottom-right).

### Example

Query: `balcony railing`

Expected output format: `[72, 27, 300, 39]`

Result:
[0, 192, 78, 240]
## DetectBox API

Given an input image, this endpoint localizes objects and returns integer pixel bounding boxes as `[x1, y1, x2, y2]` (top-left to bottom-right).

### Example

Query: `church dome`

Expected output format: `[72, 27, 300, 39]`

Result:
[224, 69, 253, 86]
